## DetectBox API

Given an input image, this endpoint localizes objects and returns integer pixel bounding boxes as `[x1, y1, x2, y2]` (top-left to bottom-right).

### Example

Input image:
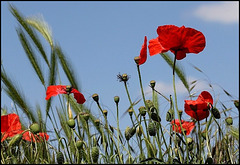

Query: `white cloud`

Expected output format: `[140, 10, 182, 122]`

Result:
[193, 2, 239, 24]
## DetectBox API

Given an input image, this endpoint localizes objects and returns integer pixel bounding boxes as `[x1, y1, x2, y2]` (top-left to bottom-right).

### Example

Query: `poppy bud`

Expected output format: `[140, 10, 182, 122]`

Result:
[67, 119, 75, 128]
[225, 117, 233, 125]
[91, 146, 99, 163]
[212, 107, 221, 119]
[94, 119, 100, 127]
[134, 56, 140, 65]
[178, 110, 183, 119]
[234, 100, 239, 109]
[138, 106, 147, 117]
[122, 73, 129, 82]
[130, 126, 136, 137]
[150, 80, 156, 89]
[8, 134, 22, 147]
[150, 106, 157, 113]
[83, 113, 90, 122]
[128, 109, 133, 117]
[148, 122, 156, 136]
[146, 100, 154, 110]
[151, 112, 161, 122]
[136, 126, 143, 137]
[125, 126, 132, 141]
[166, 108, 174, 122]
[92, 93, 99, 103]
[103, 110, 108, 117]
[114, 96, 120, 104]
[56, 151, 64, 164]
[76, 140, 84, 150]
[30, 123, 40, 134]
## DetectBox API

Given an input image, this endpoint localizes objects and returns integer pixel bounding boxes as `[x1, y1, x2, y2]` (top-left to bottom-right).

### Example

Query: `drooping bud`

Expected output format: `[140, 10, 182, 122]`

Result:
[92, 93, 99, 103]
[212, 107, 221, 119]
[150, 80, 156, 89]
[130, 126, 136, 137]
[136, 126, 143, 137]
[148, 122, 156, 136]
[114, 96, 120, 104]
[91, 146, 99, 163]
[125, 126, 132, 141]
[151, 112, 161, 122]
[225, 117, 233, 125]
[166, 108, 174, 122]
[67, 118, 75, 128]
[30, 123, 40, 134]
[138, 106, 147, 117]
[56, 151, 64, 164]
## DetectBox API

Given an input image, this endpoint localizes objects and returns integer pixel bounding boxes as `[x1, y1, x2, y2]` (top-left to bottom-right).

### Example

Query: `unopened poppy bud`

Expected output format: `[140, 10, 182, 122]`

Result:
[148, 122, 156, 136]
[92, 93, 99, 103]
[150, 80, 156, 89]
[151, 112, 161, 122]
[146, 100, 154, 110]
[128, 109, 133, 117]
[225, 117, 233, 125]
[76, 140, 84, 150]
[91, 146, 99, 163]
[138, 106, 147, 116]
[30, 123, 40, 134]
[134, 56, 140, 65]
[136, 126, 143, 137]
[94, 119, 100, 127]
[66, 85, 73, 94]
[8, 134, 22, 147]
[114, 96, 120, 104]
[178, 110, 183, 119]
[83, 113, 90, 122]
[130, 126, 136, 137]
[212, 107, 221, 119]
[67, 119, 75, 128]
[125, 126, 132, 141]
[166, 108, 174, 122]
[103, 110, 108, 117]
[122, 73, 129, 82]
[56, 151, 64, 164]
[234, 100, 239, 109]
[150, 106, 157, 113]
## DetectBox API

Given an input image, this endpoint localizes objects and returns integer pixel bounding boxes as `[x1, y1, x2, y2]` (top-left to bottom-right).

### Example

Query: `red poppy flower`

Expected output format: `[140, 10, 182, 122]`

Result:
[138, 36, 147, 65]
[148, 25, 206, 60]
[171, 119, 195, 135]
[1, 113, 23, 142]
[184, 91, 213, 121]
[22, 131, 49, 142]
[45, 85, 86, 104]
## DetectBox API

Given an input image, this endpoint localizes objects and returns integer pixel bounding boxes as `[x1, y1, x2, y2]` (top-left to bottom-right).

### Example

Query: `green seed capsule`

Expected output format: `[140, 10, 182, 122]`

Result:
[83, 113, 90, 122]
[30, 123, 40, 134]
[67, 119, 75, 128]
[103, 110, 108, 117]
[225, 117, 233, 125]
[150, 80, 156, 89]
[57, 151, 64, 164]
[148, 122, 156, 136]
[92, 93, 99, 102]
[91, 146, 99, 163]
[166, 109, 174, 122]
[114, 96, 120, 104]
[146, 100, 154, 110]
[76, 140, 84, 150]
[138, 106, 147, 117]
[94, 119, 100, 127]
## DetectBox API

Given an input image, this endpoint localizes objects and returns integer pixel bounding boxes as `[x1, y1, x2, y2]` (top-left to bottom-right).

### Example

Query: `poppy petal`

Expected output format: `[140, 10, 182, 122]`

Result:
[138, 36, 147, 65]
[45, 85, 67, 100]
[171, 119, 195, 135]
[197, 91, 213, 105]
[148, 38, 167, 56]
[71, 88, 86, 104]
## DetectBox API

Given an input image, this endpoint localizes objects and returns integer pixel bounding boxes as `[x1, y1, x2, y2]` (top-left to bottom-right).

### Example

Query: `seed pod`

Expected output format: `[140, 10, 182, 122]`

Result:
[67, 119, 75, 128]
[30, 123, 40, 134]
[103, 110, 108, 117]
[114, 96, 120, 104]
[94, 119, 100, 127]
[225, 117, 233, 125]
[92, 93, 99, 103]
[150, 80, 156, 89]
[8, 134, 22, 147]
[134, 56, 140, 65]
[178, 110, 183, 119]
[122, 73, 129, 82]
[91, 146, 99, 163]
[166, 109, 174, 122]
[138, 106, 147, 117]
[56, 151, 64, 164]
[136, 126, 143, 137]
[148, 122, 156, 136]
[83, 113, 90, 122]
[76, 140, 84, 150]
[212, 107, 221, 119]
[151, 112, 161, 122]
[125, 126, 132, 141]
[128, 109, 133, 117]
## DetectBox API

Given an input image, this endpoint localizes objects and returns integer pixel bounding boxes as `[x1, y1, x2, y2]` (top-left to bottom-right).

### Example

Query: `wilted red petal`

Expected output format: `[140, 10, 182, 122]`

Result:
[22, 131, 49, 142]
[171, 119, 195, 135]
[45, 85, 67, 100]
[1, 114, 23, 142]
[148, 38, 167, 56]
[138, 36, 147, 65]
[71, 88, 86, 104]
[184, 91, 213, 121]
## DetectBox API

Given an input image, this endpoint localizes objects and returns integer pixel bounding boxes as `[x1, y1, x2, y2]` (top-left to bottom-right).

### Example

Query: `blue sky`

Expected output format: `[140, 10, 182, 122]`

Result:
[1, 1, 239, 136]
